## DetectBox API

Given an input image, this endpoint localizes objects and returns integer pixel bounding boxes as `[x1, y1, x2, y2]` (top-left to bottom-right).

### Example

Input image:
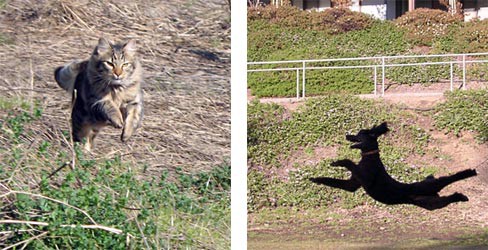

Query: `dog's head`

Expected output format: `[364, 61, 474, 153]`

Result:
[346, 122, 389, 151]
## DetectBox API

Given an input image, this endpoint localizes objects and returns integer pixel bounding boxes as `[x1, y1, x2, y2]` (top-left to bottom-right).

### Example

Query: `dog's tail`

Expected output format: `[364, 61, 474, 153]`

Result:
[54, 60, 86, 93]
[455, 169, 477, 180]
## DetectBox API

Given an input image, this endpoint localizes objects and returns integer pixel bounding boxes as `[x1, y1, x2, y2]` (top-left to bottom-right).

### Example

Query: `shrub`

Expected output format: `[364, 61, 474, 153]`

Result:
[395, 8, 461, 46]
[433, 90, 488, 142]
[434, 19, 488, 53]
[248, 6, 374, 34]
[248, 7, 487, 98]
[331, 21, 409, 57]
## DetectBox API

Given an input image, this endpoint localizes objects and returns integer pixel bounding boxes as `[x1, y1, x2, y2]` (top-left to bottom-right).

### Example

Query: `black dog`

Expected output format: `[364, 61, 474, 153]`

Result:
[310, 122, 477, 210]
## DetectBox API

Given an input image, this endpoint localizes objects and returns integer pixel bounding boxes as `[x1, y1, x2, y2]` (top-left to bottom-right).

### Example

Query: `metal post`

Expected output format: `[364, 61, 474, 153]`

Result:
[409, 0, 415, 11]
[302, 61, 306, 98]
[462, 54, 466, 90]
[381, 57, 385, 96]
[296, 69, 299, 100]
[374, 66, 377, 96]
[450, 62, 453, 92]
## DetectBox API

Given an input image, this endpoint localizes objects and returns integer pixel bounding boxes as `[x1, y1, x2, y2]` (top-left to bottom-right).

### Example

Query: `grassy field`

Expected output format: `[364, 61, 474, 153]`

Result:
[248, 94, 434, 211]
[0, 0, 230, 248]
[248, 90, 487, 210]
[248, 7, 488, 97]
[247, 6, 488, 248]
[433, 90, 488, 142]
[248, 90, 488, 248]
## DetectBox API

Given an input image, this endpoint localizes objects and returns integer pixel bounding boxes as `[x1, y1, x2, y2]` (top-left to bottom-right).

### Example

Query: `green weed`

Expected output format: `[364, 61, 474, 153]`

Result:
[248, 8, 487, 97]
[248, 95, 435, 211]
[432, 90, 488, 142]
[0, 98, 230, 249]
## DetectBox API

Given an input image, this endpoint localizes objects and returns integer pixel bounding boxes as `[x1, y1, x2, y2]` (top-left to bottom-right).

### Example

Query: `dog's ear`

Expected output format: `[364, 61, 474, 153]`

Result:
[370, 122, 389, 137]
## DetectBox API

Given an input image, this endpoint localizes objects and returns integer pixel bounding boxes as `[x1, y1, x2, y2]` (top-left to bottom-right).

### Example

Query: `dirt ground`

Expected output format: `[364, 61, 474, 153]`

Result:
[248, 89, 488, 248]
[0, 0, 230, 175]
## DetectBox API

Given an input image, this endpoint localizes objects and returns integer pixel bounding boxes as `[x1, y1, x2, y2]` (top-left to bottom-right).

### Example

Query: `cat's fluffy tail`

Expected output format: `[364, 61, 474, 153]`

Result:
[54, 60, 84, 93]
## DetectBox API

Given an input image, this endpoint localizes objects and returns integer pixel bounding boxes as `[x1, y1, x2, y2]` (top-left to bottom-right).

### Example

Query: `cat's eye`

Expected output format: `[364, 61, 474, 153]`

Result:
[103, 61, 114, 68]
[122, 62, 131, 68]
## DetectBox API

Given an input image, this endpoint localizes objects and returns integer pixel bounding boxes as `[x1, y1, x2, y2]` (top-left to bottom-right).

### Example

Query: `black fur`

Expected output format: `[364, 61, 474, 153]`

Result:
[310, 122, 477, 210]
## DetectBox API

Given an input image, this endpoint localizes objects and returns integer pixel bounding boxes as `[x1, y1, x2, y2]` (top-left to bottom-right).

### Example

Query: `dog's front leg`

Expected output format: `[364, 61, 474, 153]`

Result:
[309, 177, 361, 192]
[330, 159, 357, 172]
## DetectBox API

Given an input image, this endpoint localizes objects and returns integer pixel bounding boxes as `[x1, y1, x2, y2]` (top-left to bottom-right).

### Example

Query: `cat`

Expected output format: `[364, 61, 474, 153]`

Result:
[54, 37, 144, 150]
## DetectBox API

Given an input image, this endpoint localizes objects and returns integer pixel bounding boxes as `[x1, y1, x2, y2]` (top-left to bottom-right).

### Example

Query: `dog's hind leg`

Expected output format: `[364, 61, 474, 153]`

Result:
[409, 169, 477, 195]
[411, 193, 469, 210]
[309, 177, 361, 192]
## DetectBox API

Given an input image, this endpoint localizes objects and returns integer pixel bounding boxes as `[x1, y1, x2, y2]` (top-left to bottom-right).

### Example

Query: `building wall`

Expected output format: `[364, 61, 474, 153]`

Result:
[361, 0, 387, 20]
[465, 7, 488, 21]
[385, 0, 396, 20]
[464, 8, 477, 21]
[292, 0, 330, 10]
[350, 0, 361, 12]
[317, 0, 331, 11]
[290, 0, 487, 21]
[291, 0, 303, 9]
[479, 7, 488, 20]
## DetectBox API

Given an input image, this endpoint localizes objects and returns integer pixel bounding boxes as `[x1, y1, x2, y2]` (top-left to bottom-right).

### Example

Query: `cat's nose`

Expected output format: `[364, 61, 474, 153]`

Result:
[113, 67, 123, 77]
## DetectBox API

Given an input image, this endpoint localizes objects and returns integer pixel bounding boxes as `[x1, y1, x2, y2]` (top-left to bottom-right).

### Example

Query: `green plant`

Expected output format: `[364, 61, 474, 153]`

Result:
[248, 20, 412, 97]
[0, 100, 42, 143]
[248, 6, 374, 34]
[0, 98, 230, 249]
[434, 19, 488, 53]
[386, 57, 451, 85]
[1, 157, 231, 249]
[248, 95, 435, 211]
[395, 8, 461, 46]
[432, 90, 488, 142]
[467, 58, 488, 82]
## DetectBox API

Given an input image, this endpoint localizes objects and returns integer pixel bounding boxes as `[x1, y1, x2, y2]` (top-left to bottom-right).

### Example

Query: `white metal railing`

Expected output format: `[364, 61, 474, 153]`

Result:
[247, 52, 488, 99]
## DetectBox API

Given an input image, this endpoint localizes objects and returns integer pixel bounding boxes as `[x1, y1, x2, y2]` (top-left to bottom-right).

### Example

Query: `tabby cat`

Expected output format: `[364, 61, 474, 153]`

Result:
[54, 37, 144, 150]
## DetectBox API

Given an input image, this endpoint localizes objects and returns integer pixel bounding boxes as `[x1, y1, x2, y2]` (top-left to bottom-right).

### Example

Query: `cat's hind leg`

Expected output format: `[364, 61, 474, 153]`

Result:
[85, 127, 101, 152]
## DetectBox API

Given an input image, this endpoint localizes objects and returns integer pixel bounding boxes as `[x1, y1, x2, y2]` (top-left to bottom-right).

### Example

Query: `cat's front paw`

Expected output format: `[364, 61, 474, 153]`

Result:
[121, 126, 133, 142]
[108, 115, 124, 129]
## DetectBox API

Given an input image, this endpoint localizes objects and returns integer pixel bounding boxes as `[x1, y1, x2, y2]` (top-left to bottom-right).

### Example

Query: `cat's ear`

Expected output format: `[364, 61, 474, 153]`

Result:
[123, 40, 137, 56]
[96, 37, 111, 55]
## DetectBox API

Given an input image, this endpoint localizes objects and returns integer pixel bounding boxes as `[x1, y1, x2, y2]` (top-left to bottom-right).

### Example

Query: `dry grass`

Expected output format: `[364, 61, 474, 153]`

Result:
[0, 0, 230, 248]
[0, 0, 230, 174]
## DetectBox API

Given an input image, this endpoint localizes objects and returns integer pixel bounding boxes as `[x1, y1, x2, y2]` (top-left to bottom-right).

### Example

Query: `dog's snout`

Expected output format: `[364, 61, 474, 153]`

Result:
[346, 135, 358, 142]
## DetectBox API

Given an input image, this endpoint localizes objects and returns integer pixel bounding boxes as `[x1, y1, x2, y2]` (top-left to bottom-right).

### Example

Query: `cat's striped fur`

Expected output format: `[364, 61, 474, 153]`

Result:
[55, 37, 144, 150]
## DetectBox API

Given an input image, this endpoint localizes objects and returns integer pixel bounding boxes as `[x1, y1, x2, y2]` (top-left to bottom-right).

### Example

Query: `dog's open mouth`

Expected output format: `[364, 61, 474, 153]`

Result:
[346, 135, 362, 149]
